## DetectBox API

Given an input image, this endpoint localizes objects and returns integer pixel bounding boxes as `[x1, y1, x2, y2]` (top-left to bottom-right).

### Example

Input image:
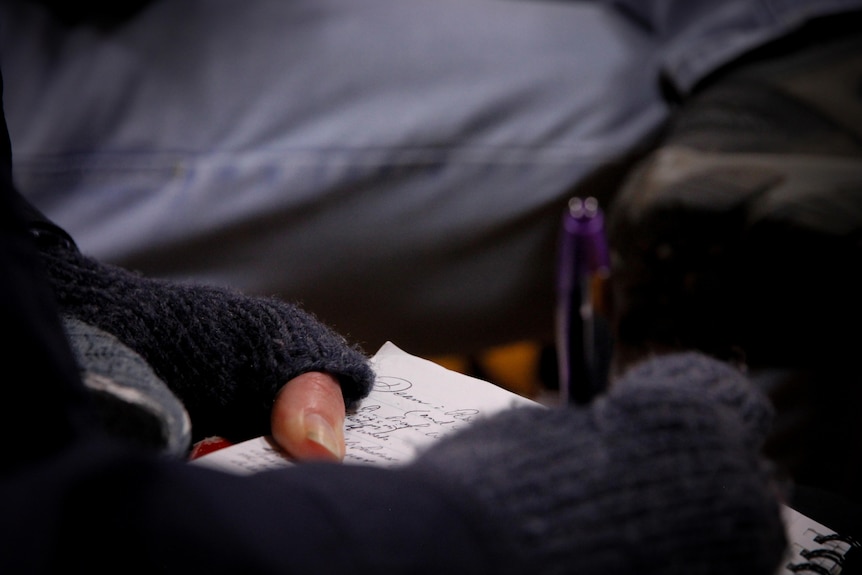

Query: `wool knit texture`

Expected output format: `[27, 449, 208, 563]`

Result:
[62, 316, 192, 456]
[38, 242, 376, 443]
[410, 352, 787, 575]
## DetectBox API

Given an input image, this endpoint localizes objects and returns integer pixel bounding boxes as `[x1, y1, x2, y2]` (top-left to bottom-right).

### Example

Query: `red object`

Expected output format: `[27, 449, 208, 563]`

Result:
[189, 436, 234, 460]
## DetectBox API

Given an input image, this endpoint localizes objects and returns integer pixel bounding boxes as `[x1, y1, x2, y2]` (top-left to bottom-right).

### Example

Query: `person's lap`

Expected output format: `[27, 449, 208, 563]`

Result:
[1, 0, 853, 354]
[0, 0, 667, 353]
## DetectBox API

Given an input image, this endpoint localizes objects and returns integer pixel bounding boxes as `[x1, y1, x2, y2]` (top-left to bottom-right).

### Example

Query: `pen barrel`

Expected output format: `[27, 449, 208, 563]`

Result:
[555, 198, 612, 405]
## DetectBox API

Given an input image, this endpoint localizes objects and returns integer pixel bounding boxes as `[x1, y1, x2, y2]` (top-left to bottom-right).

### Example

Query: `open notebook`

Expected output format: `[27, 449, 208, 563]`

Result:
[193, 342, 860, 574]
[191, 341, 536, 473]
[783, 506, 859, 575]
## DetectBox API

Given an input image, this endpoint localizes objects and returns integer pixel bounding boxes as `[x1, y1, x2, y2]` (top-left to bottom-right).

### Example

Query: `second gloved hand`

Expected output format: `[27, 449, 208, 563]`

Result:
[407, 352, 787, 575]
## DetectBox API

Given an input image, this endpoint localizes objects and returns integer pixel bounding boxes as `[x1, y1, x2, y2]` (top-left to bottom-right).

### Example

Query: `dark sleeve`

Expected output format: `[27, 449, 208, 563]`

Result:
[0, 71, 93, 469]
[0, 438, 500, 574]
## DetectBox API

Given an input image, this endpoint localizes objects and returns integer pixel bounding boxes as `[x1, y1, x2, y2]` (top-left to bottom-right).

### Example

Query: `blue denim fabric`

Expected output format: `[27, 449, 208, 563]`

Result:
[0, 0, 858, 354]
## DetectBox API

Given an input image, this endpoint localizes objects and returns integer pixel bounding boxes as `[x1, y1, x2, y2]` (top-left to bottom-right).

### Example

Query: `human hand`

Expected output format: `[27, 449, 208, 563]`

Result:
[409, 352, 786, 575]
[270, 371, 346, 462]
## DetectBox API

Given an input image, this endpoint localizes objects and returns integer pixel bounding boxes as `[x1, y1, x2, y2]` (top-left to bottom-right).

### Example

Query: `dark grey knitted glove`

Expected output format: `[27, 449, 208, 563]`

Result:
[409, 352, 787, 575]
[38, 241, 375, 442]
[62, 316, 192, 457]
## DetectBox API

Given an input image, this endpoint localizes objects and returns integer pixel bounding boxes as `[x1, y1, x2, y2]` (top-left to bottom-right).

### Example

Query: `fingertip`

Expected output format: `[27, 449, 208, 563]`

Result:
[302, 412, 345, 461]
[271, 372, 347, 462]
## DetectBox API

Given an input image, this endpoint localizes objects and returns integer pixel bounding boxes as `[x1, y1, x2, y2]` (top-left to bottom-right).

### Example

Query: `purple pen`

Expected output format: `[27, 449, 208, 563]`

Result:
[555, 196, 612, 404]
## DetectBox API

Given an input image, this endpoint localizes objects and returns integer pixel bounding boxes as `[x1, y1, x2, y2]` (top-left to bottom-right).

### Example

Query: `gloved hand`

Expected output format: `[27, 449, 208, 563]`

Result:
[408, 352, 787, 575]
[37, 239, 375, 444]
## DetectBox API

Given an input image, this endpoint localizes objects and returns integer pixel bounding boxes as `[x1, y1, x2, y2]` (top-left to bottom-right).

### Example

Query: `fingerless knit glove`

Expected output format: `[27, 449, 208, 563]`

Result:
[409, 352, 787, 575]
[37, 240, 375, 442]
[62, 316, 192, 456]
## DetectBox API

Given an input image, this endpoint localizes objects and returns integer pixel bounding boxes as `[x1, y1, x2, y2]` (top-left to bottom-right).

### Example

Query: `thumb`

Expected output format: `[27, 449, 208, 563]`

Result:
[271, 371, 346, 462]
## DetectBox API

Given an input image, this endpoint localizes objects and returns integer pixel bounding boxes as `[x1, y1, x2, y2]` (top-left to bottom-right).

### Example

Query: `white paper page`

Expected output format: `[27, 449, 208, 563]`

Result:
[192, 341, 537, 475]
